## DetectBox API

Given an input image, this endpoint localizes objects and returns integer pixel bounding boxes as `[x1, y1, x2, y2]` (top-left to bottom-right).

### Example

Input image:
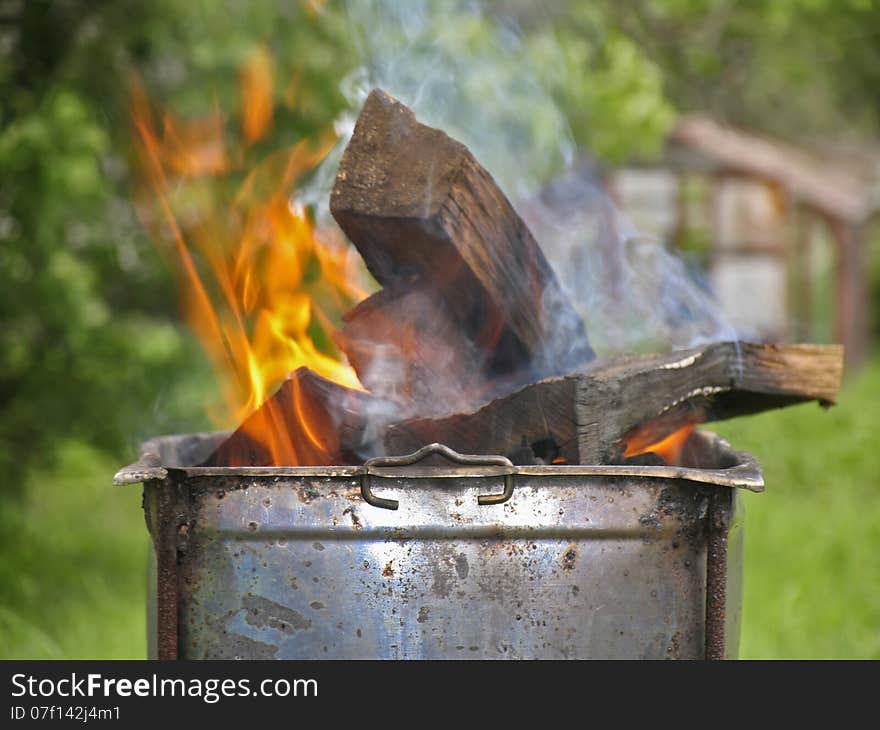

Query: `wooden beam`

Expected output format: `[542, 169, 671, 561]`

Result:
[330, 88, 593, 380]
[385, 342, 844, 464]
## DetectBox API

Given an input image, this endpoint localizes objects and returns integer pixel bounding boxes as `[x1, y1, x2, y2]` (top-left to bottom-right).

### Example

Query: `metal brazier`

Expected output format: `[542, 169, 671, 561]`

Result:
[115, 430, 761, 659]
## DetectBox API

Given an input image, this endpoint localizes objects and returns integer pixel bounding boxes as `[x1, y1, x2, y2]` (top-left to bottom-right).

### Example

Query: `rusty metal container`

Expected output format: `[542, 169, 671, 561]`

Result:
[115, 430, 762, 660]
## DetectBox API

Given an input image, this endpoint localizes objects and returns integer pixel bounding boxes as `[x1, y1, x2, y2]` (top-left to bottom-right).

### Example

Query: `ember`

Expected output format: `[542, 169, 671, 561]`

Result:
[624, 423, 696, 466]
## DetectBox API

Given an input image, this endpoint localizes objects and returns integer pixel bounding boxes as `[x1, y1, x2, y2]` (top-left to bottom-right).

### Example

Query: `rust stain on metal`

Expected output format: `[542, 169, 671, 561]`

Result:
[342, 506, 363, 529]
[243, 594, 312, 633]
[705, 489, 731, 660]
[561, 545, 578, 570]
[454, 553, 469, 580]
[431, 565, 452, 598]
[382, 561, 395, 578]
[666, 630, 681, 658]
[297, 482, 322, 503]
[154, 480, 180, 660]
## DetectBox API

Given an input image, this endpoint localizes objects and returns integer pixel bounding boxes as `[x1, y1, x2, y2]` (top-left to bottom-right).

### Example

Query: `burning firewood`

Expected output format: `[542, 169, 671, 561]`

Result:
[203, 91, 843, 472]
[203, 367, 395, 467]
[385, 342, 844, 465]
[330, 88, 593, 403]
[333, 276, 491, 414]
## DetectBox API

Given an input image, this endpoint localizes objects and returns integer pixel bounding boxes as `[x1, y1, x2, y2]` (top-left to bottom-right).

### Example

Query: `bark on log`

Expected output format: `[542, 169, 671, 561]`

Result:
[203, 367, 395, 467]
[384, 342, 844, 464]
[330, 88, 593, 381]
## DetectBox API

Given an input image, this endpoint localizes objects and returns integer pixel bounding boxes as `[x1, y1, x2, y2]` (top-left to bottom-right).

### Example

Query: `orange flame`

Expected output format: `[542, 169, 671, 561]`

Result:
[624, 422, 696, 466]
[131, 47, 369, 462]
[240, 46, 274, 144]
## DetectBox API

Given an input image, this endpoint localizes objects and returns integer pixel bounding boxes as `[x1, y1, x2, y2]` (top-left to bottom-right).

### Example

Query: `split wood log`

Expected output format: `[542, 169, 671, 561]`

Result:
[333, 275, 492, 414]
[203, 367, 396, 467]
[384, 342, 844, 465]
[330, 88, 593, 382]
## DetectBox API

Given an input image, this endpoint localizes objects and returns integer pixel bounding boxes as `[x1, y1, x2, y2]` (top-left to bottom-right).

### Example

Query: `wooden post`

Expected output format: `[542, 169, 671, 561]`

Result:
[830, 217, 866, 369]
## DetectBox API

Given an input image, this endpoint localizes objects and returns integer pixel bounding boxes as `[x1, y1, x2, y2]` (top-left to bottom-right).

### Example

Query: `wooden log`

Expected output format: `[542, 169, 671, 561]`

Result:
[329, 88, 593, 380]
[385, 342, 844, 464]
[203, 367, 395, 467]
[333, 275, 492, 414]
[386, 371, 580, 462]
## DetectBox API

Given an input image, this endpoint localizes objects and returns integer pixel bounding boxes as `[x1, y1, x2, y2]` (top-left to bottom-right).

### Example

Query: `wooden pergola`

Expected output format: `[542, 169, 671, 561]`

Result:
[666, 116, 879, 369]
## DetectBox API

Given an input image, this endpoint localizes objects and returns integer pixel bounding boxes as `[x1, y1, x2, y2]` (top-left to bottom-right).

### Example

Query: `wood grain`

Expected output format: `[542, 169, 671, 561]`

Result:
[385, 342, 844, 464]
[330, 88, 593, 382]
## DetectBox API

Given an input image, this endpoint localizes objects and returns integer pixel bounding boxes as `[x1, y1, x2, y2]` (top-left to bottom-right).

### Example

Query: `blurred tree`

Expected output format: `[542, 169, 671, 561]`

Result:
[0, 1, 187, 489]
[496, 1, 675, 164]
[597, 0, 880, 141]
[0, 0, 356, 490]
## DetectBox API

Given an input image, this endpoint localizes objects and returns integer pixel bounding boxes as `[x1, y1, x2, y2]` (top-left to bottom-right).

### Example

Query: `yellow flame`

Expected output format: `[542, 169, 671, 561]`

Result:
[131, 49, 368, 462]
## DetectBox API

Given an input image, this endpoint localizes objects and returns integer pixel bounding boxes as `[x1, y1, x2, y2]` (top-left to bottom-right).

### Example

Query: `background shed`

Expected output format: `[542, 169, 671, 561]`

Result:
[611, 116, 880, 368]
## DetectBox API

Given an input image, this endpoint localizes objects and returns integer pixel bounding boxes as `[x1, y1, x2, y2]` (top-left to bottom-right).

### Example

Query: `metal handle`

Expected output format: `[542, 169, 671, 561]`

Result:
[359, 443, 516, 510]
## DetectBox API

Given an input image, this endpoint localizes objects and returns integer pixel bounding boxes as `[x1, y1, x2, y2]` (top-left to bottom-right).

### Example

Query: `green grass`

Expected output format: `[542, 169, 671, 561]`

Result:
[0, 358, 877, 659]
[0, 441, 148, 659]
[712, 356, 880, 659]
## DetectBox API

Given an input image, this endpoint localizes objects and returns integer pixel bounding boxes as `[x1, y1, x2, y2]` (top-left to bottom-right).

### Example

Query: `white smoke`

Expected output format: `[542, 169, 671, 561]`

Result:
[299, 0, 737, 429]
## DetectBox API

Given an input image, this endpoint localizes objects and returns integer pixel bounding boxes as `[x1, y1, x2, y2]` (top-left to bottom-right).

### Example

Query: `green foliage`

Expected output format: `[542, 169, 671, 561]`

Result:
[0, 1, 357, 490]
[0, 85, 210, 486]
[132, 0, 355, 144]
[0, 440, 148, 659]
[712, 358, 880, 659]
[523, 11, 675, 163]
[602, 0, 880, 140]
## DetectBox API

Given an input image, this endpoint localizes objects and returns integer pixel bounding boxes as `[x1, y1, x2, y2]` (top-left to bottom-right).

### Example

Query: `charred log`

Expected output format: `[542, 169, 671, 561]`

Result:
[330, 88, 593, 387]
[203, 367, 395, 467]
[333, 275, 491, 414]
[385, 342, 844, 464]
